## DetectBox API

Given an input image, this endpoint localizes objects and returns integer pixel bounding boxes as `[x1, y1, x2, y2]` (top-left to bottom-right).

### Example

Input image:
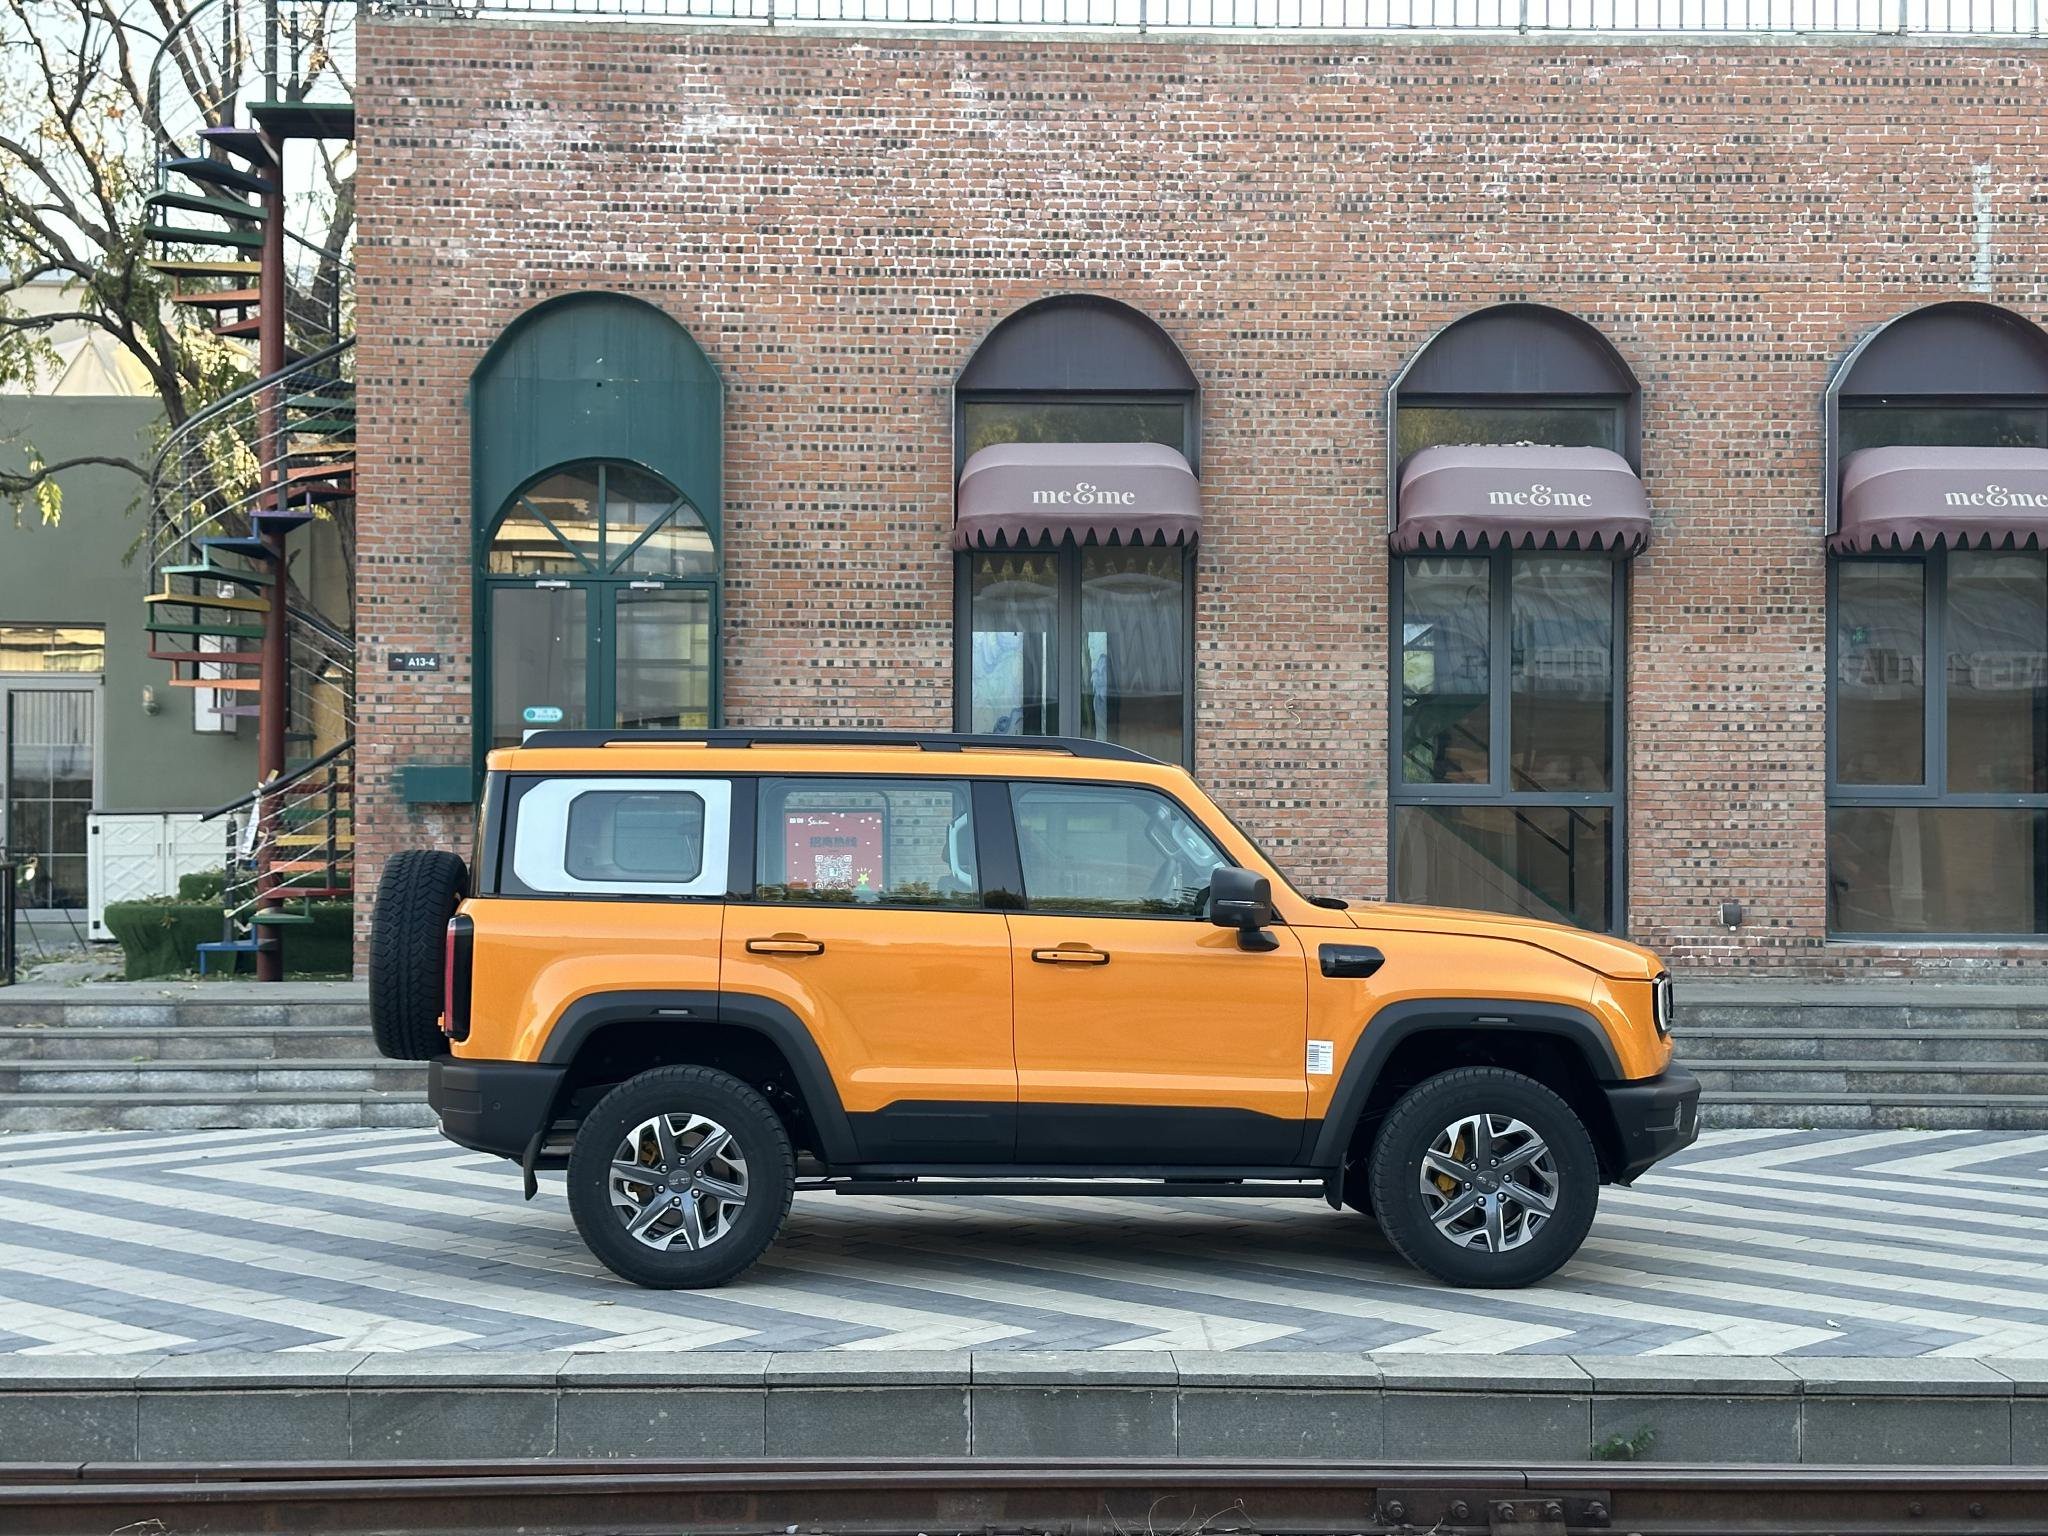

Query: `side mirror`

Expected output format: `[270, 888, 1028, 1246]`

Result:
[1208, 867, 1278, 951]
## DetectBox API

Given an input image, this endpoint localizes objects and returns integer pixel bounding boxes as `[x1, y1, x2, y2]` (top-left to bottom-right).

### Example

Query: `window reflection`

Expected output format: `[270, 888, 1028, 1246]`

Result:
[1397, 404, 1623, 460]
[1835, 562, 1926, 786]
[1401, 556, 1490, 784]
[1082, 547, 1186, 765]
[1945, 552, 2048, 795]
[1395, 804, 1612, 932]
[962, 400, 1186, 459]
[1510, 556, 1614, 792]
[1829, 807, 2047, 935]
[970, 553, 1057, 738]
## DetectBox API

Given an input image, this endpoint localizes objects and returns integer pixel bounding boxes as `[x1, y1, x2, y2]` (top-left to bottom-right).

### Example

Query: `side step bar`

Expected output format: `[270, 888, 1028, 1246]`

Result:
[813, 1178, 1329, 1198]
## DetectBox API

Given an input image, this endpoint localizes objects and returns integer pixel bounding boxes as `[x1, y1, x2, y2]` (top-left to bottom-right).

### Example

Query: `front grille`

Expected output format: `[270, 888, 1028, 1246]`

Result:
[1653, 972, 1674, 1038]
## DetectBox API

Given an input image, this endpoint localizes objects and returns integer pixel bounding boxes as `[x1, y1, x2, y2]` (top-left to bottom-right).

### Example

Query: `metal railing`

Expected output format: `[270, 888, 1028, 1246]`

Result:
[387, 0, 2044, 35]
[147, 337, 356, 577]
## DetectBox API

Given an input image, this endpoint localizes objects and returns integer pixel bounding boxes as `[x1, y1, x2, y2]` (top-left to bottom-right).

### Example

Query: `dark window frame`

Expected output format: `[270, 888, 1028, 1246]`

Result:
[1825, 547, 2048, 941]
[1388, 547, 1630, 935]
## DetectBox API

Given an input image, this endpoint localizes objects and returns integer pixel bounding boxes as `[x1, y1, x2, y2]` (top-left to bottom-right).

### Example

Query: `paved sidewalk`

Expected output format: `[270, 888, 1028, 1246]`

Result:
[0, 1127, 2044, 1356]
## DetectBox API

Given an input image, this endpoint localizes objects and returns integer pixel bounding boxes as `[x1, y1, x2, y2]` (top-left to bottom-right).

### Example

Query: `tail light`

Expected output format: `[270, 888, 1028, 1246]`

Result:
[442, 913, 474, 1042]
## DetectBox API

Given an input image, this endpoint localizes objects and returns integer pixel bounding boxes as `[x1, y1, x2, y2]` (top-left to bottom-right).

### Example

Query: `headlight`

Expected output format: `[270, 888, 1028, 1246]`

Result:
[1652, 973, 1674, 1038]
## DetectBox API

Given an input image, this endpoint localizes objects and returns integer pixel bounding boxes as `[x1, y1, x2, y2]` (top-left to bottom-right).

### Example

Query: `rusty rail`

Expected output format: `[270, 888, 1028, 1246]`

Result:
[3, 1457, 2046, 1535]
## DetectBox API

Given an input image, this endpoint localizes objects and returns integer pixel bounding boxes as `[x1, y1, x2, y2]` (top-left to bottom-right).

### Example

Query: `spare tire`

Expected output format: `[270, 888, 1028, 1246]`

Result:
[369, 849, 468, 1061]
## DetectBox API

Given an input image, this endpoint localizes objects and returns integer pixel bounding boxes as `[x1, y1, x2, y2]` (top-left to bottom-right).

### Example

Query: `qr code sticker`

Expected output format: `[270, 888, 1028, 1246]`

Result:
[815, 854, 855, 886]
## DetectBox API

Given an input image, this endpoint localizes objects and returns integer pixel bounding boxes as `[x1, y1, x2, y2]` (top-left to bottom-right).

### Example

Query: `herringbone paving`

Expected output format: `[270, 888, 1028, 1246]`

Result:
[0, 1126, 2044, 1357]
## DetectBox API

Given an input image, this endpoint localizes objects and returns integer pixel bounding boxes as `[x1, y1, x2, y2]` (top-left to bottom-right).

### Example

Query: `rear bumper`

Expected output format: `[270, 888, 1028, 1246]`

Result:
[428, 1057, 566, 1161]
[1601, 1066, 1702, 1184]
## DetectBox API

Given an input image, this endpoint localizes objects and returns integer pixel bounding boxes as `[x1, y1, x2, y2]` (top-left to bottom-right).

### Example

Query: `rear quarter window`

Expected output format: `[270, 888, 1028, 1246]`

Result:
[508, 776, 730, 897]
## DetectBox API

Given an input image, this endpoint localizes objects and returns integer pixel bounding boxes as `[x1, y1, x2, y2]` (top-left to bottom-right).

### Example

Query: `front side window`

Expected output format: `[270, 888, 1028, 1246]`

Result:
[1392, 550, 1623, 932]
[755, 778, 979, 908]
[1829, 549, 2048, 936]
[1011, 782, 1227, 917]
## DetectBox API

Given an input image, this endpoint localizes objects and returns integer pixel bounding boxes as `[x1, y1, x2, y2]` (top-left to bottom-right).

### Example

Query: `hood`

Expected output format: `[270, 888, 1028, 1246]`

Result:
[1349, 902, 1661, 981]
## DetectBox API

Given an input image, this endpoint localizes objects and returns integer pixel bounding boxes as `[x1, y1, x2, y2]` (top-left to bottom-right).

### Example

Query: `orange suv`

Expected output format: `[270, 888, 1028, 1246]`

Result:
[369, 730, 1697, 1290]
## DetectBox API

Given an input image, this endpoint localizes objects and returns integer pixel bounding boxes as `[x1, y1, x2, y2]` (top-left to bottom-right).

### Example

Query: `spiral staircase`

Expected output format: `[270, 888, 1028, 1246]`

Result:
[141, 1, 357, 978]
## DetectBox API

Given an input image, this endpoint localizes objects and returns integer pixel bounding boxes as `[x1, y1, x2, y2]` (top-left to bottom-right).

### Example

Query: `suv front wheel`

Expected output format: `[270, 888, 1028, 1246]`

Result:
[567, 1066, 796, 1289]
[1367, 1067, 1598, 1289]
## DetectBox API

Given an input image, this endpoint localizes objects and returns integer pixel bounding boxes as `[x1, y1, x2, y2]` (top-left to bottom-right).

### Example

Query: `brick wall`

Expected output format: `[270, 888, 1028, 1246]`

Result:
[353, 20, 2048, 977]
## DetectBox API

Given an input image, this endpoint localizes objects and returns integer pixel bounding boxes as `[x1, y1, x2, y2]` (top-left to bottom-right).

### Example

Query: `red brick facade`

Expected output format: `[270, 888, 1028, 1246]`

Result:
[353, 20, 2048, 977]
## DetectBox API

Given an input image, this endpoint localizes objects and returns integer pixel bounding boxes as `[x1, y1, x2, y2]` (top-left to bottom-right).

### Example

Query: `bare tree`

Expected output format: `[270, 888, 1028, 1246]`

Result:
[0, 0, 353, 520]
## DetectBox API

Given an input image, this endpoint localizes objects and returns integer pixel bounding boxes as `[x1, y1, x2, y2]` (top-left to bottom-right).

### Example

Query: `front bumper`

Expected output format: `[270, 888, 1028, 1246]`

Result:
[1601, 1066, 1702, 1183]
[428, 1057, 567, 1161]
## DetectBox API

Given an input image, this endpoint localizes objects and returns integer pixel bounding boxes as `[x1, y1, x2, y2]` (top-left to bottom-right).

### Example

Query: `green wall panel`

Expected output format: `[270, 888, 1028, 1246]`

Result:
[471, 292, 722, 543]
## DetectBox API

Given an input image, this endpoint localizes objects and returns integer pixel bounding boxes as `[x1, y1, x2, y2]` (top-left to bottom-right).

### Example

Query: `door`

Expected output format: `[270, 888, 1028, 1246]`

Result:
[4, 686, 98, 914]
[1004, 780, 1310, 1166]
[722, 775, 1017, 1163]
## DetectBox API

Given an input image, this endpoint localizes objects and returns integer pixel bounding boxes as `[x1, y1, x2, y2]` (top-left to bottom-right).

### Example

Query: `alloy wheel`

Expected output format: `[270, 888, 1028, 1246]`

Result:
[609, 1112, 750, 1252]
[1417, 1112, 1559, 1253]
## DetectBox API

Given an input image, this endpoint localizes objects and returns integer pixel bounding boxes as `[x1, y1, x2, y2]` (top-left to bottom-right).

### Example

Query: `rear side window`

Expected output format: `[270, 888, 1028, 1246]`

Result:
[509, 777, 730, 897]
[566, 791, 705, 882]
[1010, 782, 1228, 917]
[755, 778, 979, 907]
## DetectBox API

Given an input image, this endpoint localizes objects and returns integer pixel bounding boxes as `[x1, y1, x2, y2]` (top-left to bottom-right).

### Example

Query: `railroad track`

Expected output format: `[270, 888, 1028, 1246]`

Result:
[3, 1458, 2045, 1535]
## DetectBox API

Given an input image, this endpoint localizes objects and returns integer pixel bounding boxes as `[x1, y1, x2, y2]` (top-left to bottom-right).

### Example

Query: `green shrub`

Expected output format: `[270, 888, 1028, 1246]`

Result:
[102, 899, 355, 978]
[177, 869, 225, 902]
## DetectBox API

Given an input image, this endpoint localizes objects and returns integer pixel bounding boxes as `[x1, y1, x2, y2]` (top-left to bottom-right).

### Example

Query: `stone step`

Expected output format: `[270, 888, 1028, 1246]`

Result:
[0, 1058, 424, 1096]
[0, 1092, 436, 1134]
[1675, 1027, 2048, 1064]
[1698, 1092, 2048, 1131]
[0, 1026, 378, 1062]
[1694, 1059, 2048, 1097]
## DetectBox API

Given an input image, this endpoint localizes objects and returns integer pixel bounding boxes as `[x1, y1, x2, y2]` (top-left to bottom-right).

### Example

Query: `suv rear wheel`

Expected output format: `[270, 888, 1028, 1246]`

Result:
[567, 1065, 795, 1289]
[1367, 1066, 1597, 1289]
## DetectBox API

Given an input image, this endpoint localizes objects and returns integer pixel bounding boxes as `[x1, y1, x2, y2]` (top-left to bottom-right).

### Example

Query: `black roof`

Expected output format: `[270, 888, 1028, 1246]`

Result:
[512, 728, 1160, 765]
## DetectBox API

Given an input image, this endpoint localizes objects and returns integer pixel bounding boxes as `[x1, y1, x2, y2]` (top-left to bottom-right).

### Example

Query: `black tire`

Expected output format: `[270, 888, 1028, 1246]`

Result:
[367, 849, 468, 1062]
[568, 1066, 795, 1289]
[1367, 1067, 1598, 1289]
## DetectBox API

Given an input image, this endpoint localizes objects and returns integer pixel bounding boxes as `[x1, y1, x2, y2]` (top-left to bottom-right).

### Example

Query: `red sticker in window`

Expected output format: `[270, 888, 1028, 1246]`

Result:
[783, 811, 885, 893]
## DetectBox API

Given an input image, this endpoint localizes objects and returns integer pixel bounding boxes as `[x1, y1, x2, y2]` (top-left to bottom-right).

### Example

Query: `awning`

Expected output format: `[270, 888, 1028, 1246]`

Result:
[1833, 446, 2048, 552]
[953, 442, 1199, 551]
[1392, 444, 1650, 556]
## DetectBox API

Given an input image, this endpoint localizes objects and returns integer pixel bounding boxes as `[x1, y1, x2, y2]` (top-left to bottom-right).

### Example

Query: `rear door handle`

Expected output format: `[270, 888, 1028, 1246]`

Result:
[747, 935, 825, 956]
[1031, 945, 1110, 966]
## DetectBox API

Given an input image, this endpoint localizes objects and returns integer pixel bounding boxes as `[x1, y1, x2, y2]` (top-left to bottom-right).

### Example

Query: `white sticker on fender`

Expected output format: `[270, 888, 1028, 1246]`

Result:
[1307, 1040, 1334, 1076]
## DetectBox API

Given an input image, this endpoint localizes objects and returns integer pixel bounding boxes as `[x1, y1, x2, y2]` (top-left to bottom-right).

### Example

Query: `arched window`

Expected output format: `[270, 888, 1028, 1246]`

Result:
[953, 295, 1200, 766]
[1824, 301, 2048, 938]
[472, 295, 722, 754]
[1386, 304, 1646, 934]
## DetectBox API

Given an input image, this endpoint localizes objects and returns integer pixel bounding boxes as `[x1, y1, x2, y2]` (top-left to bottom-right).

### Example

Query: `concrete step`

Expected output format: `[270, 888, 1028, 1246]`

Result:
[1699, 1092, 2048, 1131]
[0, 1025, 377, 1062]
[0, 1092, 435, 1134]
[1694, 1059, 2048, 1097]
[1676, 1027, 2048, 1064]
[0, 1058, 424, 1095]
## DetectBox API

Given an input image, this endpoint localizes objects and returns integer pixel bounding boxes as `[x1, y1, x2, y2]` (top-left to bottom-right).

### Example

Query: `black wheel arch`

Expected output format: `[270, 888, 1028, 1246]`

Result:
[1312, 998, 1629, 1177]
[536, 989, 859, 1164]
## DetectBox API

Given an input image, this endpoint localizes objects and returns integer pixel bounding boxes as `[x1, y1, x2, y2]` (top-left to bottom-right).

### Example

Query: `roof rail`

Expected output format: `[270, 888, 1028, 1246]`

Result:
[512, 728, 1162, 765]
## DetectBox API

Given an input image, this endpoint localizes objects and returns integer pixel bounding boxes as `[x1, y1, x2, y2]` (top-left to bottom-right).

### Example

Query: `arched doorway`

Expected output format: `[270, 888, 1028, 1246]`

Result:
[470, 294, 722, 759]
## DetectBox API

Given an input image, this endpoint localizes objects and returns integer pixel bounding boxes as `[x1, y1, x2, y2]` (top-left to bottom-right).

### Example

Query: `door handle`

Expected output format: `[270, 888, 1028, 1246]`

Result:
[747, 936, 825, 956]
[1031, 945, 1110, 966]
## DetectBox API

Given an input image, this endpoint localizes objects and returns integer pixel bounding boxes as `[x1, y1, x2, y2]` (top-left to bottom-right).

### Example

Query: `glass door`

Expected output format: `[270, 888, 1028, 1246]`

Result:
[4, 687, 97, 911]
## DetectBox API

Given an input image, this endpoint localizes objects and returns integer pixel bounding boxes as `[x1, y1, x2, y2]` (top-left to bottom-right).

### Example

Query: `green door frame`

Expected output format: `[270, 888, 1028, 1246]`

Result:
[474, 458, 722, 770]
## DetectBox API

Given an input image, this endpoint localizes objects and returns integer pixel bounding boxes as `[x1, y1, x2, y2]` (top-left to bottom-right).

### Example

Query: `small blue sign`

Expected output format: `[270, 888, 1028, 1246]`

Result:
[523, 705, 565, 724]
